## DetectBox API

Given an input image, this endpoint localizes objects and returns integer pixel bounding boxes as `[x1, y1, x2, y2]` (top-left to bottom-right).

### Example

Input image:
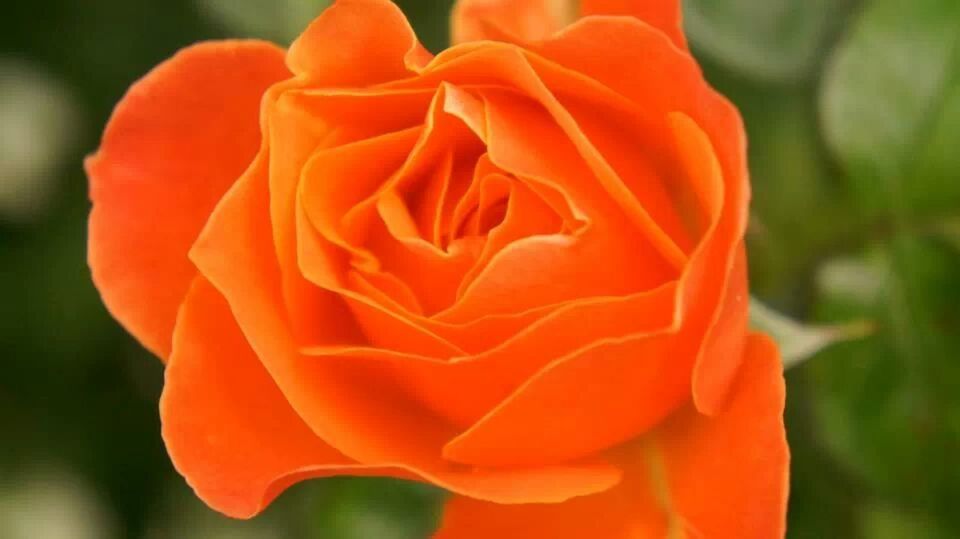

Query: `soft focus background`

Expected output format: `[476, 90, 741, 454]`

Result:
[1, 0, 958, 537]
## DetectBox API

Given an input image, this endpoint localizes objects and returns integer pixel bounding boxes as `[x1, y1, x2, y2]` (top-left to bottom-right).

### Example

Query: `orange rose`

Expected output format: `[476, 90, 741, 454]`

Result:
[87, 0, 789, 536]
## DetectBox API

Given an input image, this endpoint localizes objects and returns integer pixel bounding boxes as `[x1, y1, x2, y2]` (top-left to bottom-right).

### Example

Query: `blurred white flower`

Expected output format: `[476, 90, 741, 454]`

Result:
[750, 297, 875, 369]
[0, 470, 118, 539]
[144, 481, 282, 539]
[817, 254, 888, 304]
[0, 59, 80, 223]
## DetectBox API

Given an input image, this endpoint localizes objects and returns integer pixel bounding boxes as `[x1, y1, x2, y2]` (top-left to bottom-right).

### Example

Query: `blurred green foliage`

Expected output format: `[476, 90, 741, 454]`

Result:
[1, 0, 957, 537]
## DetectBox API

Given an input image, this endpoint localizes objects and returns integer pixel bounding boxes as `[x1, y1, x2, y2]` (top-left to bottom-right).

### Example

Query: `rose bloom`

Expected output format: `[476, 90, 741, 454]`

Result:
[86, 0, 789, 536]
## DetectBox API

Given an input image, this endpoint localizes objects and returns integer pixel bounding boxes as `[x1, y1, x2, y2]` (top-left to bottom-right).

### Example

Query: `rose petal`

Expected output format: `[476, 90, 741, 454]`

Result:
[364, 212, 481, 315]
[193, 151, 453, 461]
[338, 84, 484, 250]
[533, 19, 751, 413]
[437, 110, 732, 465]
[292, 83, 569, 352]
[450, 0, 686, 51]
[272, 21, 440, 341]
[267, 87, 435, 343]
[299, 125, 423, 275]
[490, 56, 691, 271]
[388, 46, 689, 280]
[347, 270, 555, 355]
[191, 153, 622, 504]
[666, 115, 751, 414]
[532, 18, 747, 239]
[670, 113, 749, 415]
[162, 277, 622, 518]
[349, 267, 424, 315]
[432, 333, 788, 539]
[559, 97, 698, 252]
[437, 84, 678, 322]
[441, 330, 691, 466]
[451, 0, 576, 44]
[298, 178, 470, 357]
[86, 40, 289, 359]
[342, 84, 489, 314]
[417, 151, 456, 246]
[295, 135, 561, 355]
[304, 282, 677, 429]
[457, 174, 564, 291]
[287, 0, 431, 83]
[161, 277, 404, 519]
[579, 0, 686, 50]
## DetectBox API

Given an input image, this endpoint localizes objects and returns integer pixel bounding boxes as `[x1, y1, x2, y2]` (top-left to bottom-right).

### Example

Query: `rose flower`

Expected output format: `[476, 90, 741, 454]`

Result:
[86, 0, 789, 536]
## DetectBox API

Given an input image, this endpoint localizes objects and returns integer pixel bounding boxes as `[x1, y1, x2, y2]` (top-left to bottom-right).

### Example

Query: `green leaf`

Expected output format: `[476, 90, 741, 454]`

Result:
[197, 0, 332, 43]
[816, 8, 960, 526]
[736, 90, 856, 295]
[910, 78, 960, 211]
[0, 60, 79, 223]
[860, 503, 951, 539]
[684, 0, 847, 82]
[749, 297, 873, 369]
[932, 216, 960, 252]
[808, 238, 960, 525]
[821, 0, 960, 213]
[306, 478, 444, 539]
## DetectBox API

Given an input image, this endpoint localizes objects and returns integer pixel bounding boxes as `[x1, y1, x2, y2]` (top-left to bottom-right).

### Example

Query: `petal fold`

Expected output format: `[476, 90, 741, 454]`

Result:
[161, 277, 399, 518]
[162, 277, 626, 518]
[191, 149, 620, 505]
[580, 0, 686, 50]
[452, 0, 576, 44]
[451, 0, 686, 50]
[533, 19, 752, 412]
[433, 333, 789, 539]
[86, 40, 289, 359]
[287, 0, 430, 83]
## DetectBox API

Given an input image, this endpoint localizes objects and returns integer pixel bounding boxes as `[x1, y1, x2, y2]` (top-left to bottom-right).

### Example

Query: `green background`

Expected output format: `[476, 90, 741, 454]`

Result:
[1, 0, 958, 537]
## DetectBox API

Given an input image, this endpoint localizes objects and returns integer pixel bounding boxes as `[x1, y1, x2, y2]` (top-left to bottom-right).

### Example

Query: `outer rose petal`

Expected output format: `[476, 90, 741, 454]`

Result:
[580, 0, 686, 49]
[163, 276, 621, 517]
[287, 0, 431, 83]
[693, 242, 749, 414]
[161, 277, 404, 518]
[451, 0, 685, 49]
[86, 40, 289, 359]
[452, 0, 576, 44]
[433, 333, 789, 539]
[533, 18, 752, 413]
